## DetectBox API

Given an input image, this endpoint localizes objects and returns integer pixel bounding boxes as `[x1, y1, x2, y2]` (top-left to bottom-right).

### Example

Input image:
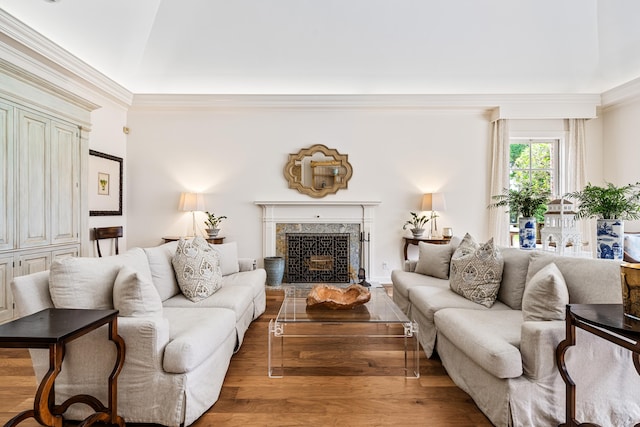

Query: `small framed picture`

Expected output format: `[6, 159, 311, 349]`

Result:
[89, 150, 123, 216]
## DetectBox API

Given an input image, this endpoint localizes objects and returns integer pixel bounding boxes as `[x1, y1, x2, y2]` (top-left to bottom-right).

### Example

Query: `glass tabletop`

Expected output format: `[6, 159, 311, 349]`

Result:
[276, 286, 410, 324]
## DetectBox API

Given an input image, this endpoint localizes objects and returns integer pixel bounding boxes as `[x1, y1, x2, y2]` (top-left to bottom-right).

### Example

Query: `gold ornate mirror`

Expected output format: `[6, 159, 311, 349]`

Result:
[283, 144, 353, 198]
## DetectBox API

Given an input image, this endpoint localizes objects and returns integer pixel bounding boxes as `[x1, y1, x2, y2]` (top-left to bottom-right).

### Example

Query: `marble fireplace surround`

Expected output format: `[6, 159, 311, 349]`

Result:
[255, 201, 380, 280]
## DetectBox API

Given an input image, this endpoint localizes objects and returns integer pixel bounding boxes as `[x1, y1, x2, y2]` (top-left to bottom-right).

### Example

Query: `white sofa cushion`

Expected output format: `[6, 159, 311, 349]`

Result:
[415, 242, 455, 279]
[162, 307, 236, 374]
[113, 266, 163, 317]
[172, 237, 222, 302]
[450, 236, 504, 308]
[210, 242, 240, 276]
[522, 262, 568, 321]
[435, 308, 523, 379]
[496, 247, 533, 310]
[144, 241, 180, 301]
[49, 248, 151, 309]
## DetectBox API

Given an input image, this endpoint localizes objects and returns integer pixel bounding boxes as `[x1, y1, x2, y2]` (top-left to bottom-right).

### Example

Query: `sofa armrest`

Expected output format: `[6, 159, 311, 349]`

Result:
[118, 316, 171, 372]
[238, 258, 257, 272]
[520, 320, 564, 380]
[404, 260, 417, 272]
[11, 271, 54, 317]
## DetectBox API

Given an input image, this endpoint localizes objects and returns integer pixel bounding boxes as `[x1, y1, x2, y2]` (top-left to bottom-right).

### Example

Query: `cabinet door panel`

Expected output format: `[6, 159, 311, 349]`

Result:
[0, 102, 14, 251]
[18, 251, 51, 276]
[0, 254, 14, 324]
[51, 121, 79, 244]
[18, 110, 50, 248]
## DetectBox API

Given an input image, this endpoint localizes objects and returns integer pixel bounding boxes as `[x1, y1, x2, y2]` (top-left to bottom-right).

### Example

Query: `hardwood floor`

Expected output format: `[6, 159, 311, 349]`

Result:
[0, 289, 492, 426]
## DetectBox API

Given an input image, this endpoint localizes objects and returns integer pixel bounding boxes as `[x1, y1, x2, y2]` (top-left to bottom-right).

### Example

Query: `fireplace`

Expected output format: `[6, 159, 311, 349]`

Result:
[286, 233, 350, 283]
[255, 200, 380, 283]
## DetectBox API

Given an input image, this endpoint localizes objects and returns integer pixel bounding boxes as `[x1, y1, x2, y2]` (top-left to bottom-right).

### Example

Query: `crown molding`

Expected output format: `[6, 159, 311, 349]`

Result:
[0, 9, 133, 107]
[601, 77, 640, 111]
[131, 93, 600, 115]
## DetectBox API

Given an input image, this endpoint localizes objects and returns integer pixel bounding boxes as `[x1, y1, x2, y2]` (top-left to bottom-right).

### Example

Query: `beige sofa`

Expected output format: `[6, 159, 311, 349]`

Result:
[11, 241, 266, 427]
[392, 240, 640, 426]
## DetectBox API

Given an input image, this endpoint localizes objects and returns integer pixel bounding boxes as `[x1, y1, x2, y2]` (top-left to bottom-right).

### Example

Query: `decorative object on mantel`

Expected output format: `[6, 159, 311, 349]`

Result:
[264, 256, 285, 286]
[283, 144, 353, 198]
[403, 211, 430, 238]
[422, 193, 446, 238]
[621, 262, 640, 319]
[565, 182, 640, 260]
[306, 284, 371, 310]
[179, 192, 206, 237]
[204, 211, 227, 238]
[488, 185, 550, 250]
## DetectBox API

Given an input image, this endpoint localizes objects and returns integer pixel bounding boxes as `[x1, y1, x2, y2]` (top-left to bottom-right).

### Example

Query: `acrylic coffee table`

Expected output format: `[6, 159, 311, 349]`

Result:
[268, 286, 419, 378]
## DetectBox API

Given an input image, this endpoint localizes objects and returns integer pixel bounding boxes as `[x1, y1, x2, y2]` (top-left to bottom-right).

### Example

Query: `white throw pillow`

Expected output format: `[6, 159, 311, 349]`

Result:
[113, 266, 163, 317]
[172, 237, 222, 302]
[449, 235, 504, 308]
[522, 262, 568, 321]
[414, 242, 455, 279]
[210, 242, 240, 276]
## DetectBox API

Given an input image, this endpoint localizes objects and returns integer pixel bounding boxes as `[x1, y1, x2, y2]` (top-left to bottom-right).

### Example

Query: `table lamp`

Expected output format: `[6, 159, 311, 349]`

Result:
[422, 192, 446, 238]
[179, 192, 205, 237]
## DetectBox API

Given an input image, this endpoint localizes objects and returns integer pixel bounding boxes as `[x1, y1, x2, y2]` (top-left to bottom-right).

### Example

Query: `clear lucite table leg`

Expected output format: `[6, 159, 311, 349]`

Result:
[268, 319, 284, 378]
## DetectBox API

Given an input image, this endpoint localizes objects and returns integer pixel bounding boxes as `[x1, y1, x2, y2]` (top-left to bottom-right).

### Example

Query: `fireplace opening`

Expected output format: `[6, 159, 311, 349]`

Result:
[286, 233, 350, 283]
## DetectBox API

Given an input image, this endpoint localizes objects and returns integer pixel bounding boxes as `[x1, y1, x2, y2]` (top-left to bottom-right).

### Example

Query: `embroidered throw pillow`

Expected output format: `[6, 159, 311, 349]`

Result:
[522, 262, 568, 321]
[449, 234, 504, 308]
[172, 237, 222, 302]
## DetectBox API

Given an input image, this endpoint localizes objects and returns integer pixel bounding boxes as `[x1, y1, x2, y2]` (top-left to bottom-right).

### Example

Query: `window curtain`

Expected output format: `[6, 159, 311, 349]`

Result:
[489, 119, 510, 246]
[566, 118, 591, 249]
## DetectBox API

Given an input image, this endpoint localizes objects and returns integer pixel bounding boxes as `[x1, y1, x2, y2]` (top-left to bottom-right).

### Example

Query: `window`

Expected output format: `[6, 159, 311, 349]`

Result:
[509, 138, 559, 222]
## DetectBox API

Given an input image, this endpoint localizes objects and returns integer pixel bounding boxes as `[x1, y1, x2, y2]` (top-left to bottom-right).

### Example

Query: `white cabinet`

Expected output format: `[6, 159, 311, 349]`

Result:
[0, 101, 81, 323]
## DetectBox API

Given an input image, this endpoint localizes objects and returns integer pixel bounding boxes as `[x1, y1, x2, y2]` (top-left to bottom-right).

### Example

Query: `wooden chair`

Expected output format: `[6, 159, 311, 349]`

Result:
[94, 226, 123, 257]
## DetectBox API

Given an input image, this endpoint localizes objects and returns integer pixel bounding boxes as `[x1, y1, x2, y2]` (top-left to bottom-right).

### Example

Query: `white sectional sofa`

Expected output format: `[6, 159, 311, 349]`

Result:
[392, 238, 640, 426]
[11, 240, 266, 427]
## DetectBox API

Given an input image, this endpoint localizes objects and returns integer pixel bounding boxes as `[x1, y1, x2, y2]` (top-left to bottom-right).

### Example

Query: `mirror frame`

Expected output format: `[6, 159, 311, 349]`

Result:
[283, 144, 353, 198]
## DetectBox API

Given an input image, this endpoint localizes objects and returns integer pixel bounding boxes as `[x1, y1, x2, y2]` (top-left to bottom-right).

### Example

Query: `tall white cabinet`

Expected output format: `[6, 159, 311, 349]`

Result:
[0, 72, 93, 323]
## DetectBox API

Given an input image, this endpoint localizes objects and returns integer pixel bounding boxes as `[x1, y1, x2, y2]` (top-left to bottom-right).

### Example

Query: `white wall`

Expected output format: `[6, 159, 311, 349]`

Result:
[601, 97, 640, 232]
[126, 103, 493, 282]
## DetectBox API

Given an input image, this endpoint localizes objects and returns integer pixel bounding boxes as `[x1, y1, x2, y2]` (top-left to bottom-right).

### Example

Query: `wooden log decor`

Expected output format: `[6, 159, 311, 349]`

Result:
[306, 284, 371, 310]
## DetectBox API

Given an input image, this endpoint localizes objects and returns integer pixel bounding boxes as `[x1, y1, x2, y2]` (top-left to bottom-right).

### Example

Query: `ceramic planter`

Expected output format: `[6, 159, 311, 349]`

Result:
[596, 219, 624, 260]
[519, 217, 536, 250]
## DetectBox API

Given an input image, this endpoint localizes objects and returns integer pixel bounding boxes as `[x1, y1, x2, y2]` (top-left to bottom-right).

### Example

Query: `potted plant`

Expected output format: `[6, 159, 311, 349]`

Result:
[488, 185, 550, 249]
[565, 182, 640, 259]
[403, 212, 430, 238]
[204, 211, 227, 238]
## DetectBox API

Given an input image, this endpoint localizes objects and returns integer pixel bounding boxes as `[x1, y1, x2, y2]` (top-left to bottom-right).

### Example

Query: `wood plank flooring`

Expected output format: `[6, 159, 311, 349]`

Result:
[0, 288, 492, 426]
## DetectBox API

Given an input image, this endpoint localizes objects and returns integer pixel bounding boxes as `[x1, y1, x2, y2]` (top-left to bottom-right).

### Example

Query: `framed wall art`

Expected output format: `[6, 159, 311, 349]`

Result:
[89, 150, 123, 216]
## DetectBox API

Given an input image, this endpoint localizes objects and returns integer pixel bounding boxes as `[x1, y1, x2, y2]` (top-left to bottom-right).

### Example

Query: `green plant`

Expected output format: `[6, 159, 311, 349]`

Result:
[564, 182, 640, 220]
[204, 211, 227, 229]
[402, 212, 430, 230]
[488, 185, 550, 221]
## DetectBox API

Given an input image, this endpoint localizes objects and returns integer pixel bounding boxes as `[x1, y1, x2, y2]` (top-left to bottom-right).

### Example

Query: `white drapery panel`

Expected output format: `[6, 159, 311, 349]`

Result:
[489, 119, 510, 246]
[566, 118, 592, 249]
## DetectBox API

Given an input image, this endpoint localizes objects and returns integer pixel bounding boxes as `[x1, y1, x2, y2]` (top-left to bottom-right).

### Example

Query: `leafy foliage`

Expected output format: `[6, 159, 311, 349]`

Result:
[402, 212, 430, 230]
[564, 182, 640, 220]
[488, 185, 550, 219]
[204, 211, 227, 229]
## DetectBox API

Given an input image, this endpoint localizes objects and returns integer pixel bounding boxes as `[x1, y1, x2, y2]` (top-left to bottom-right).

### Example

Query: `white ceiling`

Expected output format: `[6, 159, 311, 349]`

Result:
[1, 0, 640, 95]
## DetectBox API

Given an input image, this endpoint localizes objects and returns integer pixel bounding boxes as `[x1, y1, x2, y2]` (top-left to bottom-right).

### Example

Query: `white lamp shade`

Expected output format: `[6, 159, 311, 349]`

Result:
[179, 192, 205, 212]
[421, 193, 446, 212]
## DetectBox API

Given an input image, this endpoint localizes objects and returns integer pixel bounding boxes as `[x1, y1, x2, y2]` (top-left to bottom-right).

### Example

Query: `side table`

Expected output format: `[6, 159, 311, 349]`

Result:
[403, 236, 451, 260]
[555, 304, 640, 427]
[162, 235, 225, 244]
[0, 308, 125, 427]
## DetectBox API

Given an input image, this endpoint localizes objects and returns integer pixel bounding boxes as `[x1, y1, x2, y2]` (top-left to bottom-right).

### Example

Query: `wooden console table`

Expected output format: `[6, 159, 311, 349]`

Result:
[555, 304, 640, 427]
[403, 236, 451, 260]
[0, 309, 125, 427]
[163, 236, 225, 244]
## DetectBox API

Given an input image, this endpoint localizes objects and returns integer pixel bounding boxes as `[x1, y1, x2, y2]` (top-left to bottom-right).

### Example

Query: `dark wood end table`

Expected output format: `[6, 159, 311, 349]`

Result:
[402, 236, 451, 260]
[162, 235, 225, 244]
[555, 304, 640, 427]
[0, 308, 125, 427]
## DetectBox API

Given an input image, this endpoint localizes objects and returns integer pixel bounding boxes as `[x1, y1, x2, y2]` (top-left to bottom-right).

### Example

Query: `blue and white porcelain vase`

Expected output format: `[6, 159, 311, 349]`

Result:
[519, 217, 537, 250]
[596, 219, 624, 260]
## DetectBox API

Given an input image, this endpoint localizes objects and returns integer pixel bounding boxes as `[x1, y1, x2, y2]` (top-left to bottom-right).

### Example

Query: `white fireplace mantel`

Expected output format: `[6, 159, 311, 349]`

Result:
[254, 200, 381, 264]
